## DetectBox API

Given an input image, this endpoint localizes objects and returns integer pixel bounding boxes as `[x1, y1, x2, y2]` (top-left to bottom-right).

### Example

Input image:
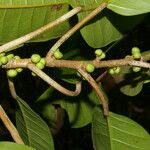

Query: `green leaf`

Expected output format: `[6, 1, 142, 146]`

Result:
[0, 0, 70, 44]
[107, 0, 150, 16]
[0, 0, 68, 7]
[70, 0, 108, 10]
[56, 89, 99, 128]
[0, 142, 35, 150]
[16, 97, 54, 150]
[92, 107, 150, 150]
[40, 104, 57, 129]
[36, 85, 100, 128]
[120, 80, 143, 96]
[70, 0, 121, 48]
[70, 0, 145, 48]
[78, 11, 122, 48]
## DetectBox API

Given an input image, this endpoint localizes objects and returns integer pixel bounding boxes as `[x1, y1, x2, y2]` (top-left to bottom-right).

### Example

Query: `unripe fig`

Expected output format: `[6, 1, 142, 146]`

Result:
[0, 56, 8, 64]
[100, 52, 106, 59]
[7, 54, 14, 60]
[131, 47, 140, 55]
[132, 66, 141, 72]
[0, 53, 5, 57]
[133, 52, 141, 59]
[53, 50, 63, 59]
[31, 54, 41, 63]
[36, 62, 45, 70]
[85, 64, 95, 73]
[14, 55, 21, 60]
[7, 69, 17, 77]
[95, 49, 103, 56]
[40, 58, 46, 65]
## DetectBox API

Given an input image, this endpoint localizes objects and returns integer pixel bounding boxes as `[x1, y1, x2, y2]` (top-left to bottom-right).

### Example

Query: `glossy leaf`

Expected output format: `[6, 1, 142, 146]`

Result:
[0, 0, 70, 44]
[108, 0, 150, 16]
[0, 142, 35, 150]
[92, 107, 150, 150]
[16, 97, 54, 150]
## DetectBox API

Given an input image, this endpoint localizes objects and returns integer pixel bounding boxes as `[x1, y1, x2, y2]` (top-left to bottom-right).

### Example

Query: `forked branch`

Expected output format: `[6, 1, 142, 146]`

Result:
[46, 2, 108, 59]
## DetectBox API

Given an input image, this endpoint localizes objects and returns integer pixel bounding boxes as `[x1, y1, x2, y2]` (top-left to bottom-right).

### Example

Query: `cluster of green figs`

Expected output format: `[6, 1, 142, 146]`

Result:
[0, 47, 141, 78]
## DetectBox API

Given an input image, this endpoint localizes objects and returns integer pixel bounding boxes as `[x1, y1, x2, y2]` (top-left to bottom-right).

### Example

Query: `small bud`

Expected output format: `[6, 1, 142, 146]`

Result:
[108, 68, 115, 75]
[16, 68, 23, 73]
[114, 67, 121, 74]
[31, 72, 37, 77]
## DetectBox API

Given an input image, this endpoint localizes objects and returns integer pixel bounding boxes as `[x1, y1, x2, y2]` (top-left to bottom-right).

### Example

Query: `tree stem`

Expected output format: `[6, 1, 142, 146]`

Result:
[0, 105, 24, 144]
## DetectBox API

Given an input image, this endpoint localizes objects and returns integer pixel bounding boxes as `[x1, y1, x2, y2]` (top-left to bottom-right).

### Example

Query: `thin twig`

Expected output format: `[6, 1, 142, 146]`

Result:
[46, 2, 108, 59]
[27, 63, 82, 96]
[0, 105, 24, 144]
[0, 7, 82, 53]
[96, 71, 107, 82]
[8, 78, 17, 99]
[78, 68, 109, 116]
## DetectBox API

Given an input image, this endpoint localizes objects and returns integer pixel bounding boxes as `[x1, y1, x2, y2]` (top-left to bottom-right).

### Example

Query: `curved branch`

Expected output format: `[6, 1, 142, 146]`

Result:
[0, 7, 82, 53]
[27, 63, 81, 97]
[46, 2, 108, 59]
[78, 68, 109, 116]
